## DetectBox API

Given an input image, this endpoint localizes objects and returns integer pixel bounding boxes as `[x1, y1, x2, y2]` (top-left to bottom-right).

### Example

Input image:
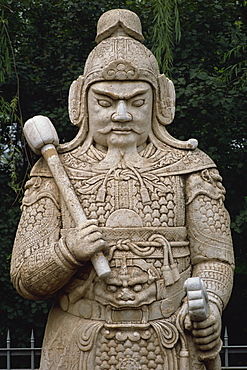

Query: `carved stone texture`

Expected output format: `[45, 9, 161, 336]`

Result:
[11, 8, 234, 370]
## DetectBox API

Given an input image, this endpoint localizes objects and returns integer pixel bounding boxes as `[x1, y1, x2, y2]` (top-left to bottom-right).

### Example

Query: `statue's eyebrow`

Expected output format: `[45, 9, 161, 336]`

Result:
[91, 87, 149, 100]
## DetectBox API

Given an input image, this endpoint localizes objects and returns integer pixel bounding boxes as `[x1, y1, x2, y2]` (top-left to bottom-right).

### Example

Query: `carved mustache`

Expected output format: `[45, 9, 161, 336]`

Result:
[97, 126, 145, 135]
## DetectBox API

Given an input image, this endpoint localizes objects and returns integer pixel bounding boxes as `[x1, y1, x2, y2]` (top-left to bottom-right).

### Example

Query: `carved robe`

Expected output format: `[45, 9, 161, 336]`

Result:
[11, 140, 234, 369]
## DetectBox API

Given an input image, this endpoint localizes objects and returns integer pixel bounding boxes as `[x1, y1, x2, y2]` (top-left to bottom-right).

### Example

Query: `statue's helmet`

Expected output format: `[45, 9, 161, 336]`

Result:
[62, 9, 197, 152]
[69, 9, 175, 125]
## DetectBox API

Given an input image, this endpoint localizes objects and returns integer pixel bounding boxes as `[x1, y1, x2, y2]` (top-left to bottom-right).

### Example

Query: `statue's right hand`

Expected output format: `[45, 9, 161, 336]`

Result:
[65, 220, 108, 263]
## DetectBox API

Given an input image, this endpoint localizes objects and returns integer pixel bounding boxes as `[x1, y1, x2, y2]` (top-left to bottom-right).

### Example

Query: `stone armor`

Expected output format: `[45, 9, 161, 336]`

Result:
[11, 8, 234, 370]
[11, 141, 234, 369]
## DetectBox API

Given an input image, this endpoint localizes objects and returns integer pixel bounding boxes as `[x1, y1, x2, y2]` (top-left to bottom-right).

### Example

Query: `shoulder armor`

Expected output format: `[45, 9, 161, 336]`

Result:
[22, 175, 60, 209]
[30, 157, 52, 177]
[186, 168, 225, 205]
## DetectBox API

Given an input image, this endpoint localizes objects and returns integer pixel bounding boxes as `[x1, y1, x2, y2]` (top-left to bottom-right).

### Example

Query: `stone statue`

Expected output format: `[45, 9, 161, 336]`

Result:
[11, 9, 234, 370]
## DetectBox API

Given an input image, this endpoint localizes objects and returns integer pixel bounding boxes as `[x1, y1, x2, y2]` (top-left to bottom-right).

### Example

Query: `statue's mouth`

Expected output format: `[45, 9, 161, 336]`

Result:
[97, 125, 144, 135]
[112, 128, 132, 134]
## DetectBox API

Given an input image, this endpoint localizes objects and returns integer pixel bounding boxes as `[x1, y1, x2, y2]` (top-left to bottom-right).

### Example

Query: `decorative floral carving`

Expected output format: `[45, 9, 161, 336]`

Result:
[102, 59, 139, 81]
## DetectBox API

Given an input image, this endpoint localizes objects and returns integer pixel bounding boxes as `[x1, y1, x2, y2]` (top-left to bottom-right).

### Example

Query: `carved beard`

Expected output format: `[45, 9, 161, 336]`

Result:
[97, 142, 150, 169]
[95, 128, 150, 169]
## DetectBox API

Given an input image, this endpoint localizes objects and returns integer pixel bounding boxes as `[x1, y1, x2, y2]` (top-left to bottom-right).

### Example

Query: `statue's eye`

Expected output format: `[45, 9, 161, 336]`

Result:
[133, 284, 142, 292]
[132, 99, 144, 107]
[98, 99, 111, 107]
[107, 285, 118, 293]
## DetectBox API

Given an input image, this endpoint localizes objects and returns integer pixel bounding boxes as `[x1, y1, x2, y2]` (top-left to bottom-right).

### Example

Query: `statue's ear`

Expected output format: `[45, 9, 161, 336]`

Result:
[68, 75, 85, 126]
[156, 74, 176, 125]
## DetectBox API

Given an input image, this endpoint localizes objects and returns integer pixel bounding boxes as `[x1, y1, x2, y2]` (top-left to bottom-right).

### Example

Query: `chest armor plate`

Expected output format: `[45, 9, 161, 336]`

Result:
[60, 166, 191, 320]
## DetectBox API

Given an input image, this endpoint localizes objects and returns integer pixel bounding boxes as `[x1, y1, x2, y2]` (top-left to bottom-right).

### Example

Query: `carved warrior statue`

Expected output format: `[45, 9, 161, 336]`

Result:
[11, 9, 234, 370]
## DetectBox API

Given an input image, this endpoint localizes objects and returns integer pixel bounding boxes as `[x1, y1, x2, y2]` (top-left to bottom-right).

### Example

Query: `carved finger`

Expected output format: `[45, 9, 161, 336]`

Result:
[78, 224, 101, 238]
[193, 331, 220, 345]
[76, 238, 108, 261]
[192, 324, 218, 338]
[193, 316, 217, 330]
[195, 338, 220, 351]
[86, 231, 106, 243]
[78, 219, 98, 229]
[91, 239, 109, 253]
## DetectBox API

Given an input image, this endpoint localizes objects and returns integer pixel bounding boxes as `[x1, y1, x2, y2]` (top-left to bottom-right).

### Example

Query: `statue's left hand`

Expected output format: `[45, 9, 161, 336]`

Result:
[191, 302, 221, 351]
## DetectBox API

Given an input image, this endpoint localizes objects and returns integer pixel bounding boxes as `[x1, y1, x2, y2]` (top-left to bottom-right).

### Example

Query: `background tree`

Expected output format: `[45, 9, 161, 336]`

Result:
[0, 0, 246, 353]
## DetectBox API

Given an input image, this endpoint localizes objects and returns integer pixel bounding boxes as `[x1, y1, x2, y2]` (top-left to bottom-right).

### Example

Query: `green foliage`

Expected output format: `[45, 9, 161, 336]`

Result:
[151, 0, 181, 74]
[0, 0, 246, 346]
[169, 0, 247, 255]
[231, 197, 247, 235]
[0, 8, 12, 83]
[222, 43, 247, 89]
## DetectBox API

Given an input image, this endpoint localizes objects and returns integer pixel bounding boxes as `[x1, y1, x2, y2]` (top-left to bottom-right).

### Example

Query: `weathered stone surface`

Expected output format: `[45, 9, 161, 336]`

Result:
[11, 8, 234, 370]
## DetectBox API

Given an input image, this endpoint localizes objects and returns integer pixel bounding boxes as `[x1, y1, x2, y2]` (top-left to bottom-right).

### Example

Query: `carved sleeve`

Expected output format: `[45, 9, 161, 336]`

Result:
[10, 176, 82, 300]
[186, 168, 235, 311]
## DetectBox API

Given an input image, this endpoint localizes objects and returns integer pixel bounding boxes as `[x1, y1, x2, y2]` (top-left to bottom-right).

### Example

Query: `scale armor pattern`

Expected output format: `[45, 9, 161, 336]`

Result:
[71, 176, 183, 228]
[95, 327, 164, 370]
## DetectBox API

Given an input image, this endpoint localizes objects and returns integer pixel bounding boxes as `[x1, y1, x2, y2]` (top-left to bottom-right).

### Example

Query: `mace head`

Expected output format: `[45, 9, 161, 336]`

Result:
[23, 115, 59, 155]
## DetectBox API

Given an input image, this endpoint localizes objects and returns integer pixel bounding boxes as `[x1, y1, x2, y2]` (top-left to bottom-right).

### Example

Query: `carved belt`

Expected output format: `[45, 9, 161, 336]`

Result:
[59, 267, 191, 323]
[61, 226, 191, 276]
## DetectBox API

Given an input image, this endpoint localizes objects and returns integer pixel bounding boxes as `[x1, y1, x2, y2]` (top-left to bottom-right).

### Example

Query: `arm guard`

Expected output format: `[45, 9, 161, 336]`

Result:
[10, 176, 82, 300]
[186, 168, 234, 311]
[192, 261, 233, 313]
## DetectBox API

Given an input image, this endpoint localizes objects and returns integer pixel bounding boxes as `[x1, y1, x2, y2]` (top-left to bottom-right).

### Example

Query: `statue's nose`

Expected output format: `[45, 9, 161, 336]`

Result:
[111, 100, 132, 123]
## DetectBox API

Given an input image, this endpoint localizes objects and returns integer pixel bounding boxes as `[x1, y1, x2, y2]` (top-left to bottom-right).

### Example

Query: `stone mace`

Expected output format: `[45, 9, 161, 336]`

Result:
[23, 115, 111, 278]
[185, 277, 221, 370]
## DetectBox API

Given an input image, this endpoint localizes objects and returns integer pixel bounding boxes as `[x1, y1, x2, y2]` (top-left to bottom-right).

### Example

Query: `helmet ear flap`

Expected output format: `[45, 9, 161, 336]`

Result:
[68, 75, 85, 126]
[156, 74, 176, 125]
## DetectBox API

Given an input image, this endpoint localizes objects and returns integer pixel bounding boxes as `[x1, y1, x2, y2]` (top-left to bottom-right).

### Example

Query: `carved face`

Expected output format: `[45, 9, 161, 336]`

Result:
[87, 81, 153, 149]
[94, 266, 157, 308]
